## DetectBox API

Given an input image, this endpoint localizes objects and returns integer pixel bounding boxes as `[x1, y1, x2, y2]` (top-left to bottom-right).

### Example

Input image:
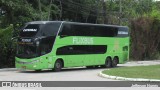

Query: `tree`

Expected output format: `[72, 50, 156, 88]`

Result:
[130, 17, 160, 60]
[55, 0, 101, 23]
[0, 25, 15, 68]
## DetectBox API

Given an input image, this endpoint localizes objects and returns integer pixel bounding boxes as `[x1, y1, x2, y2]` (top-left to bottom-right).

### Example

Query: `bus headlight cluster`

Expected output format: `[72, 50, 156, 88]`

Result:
[32, 60, 40, 63]
[16, 60, 40, 64]
[36, 41, 40, 46]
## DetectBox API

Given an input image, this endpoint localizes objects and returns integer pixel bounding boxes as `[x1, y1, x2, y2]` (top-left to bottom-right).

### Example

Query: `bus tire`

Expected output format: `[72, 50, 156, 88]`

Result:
[104, 57, 112, 68]
[54, 60, 62, 72]
[112, 57, 118, 67]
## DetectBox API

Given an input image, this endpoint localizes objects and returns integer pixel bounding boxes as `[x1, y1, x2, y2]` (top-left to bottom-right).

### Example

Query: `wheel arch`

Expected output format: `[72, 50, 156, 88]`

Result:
[56, 58, 64, 68]
[106, 56, 112, 61]
[113, 56, 119, 64]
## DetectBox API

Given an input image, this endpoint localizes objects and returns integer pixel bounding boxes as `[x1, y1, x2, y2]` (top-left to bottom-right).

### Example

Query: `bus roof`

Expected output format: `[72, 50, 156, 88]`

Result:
[26, 21, 63, 24]
[63, 21, 128, 28]
[26, 21, 128, 28]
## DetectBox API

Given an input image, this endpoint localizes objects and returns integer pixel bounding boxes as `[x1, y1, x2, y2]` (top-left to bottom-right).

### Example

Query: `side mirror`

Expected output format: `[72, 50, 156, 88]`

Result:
[11, 37, 19, 41]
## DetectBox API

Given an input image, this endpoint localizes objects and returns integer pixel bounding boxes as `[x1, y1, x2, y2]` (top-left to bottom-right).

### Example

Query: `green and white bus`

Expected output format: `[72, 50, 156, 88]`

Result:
[15, 21, 129, 71]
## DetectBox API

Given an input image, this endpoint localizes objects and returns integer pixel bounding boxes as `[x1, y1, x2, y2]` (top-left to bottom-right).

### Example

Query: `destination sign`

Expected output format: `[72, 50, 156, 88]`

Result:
[23, 29, 37, 32]
[118, 31, 128, 35]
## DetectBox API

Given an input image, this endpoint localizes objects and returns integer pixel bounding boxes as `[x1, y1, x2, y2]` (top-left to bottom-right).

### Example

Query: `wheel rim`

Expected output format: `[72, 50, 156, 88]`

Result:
[105, 58, 111, 67]
[114, 60, 117, 64]
[107, 60, 111, 66]
[56, 62, 61, 69]
[112, 58, 118, 67]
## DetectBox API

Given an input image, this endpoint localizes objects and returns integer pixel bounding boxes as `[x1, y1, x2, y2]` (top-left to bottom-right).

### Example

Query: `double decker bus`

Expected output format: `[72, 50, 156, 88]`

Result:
[15, 21, 129, 71]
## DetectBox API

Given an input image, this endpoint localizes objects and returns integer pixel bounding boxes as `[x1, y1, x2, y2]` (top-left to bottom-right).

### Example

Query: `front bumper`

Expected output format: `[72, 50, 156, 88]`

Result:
[15, 57, 48, 70]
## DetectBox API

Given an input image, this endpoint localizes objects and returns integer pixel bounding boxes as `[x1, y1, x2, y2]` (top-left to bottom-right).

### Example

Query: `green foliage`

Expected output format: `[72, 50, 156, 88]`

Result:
[130, 17, 160, 60]
[150, 6, 160, 20]
[0, 0, 60, 27]
[0, 25, 16, 68]
[0, 0, 160, 68]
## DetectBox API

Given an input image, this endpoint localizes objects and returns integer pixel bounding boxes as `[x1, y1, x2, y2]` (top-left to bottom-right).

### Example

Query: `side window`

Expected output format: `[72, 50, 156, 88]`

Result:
[123, 46, 128, 51]
[56, 45, 107, 55]
[60, 24, 87, 36]
[97, 26, 118, 37]
[40, 37, 55, 55]
[117, 27, 129, 37]
[60, 23, 119, 37]
[60, 24, 72, 36]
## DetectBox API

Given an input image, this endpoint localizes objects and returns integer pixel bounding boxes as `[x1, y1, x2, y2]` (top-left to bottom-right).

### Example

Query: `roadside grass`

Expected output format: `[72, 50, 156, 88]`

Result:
[102, 65, 160, 79]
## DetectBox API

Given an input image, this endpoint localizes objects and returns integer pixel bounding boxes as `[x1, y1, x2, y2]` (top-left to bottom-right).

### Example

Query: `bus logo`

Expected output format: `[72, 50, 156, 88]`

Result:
[21, 39, 31, 42]
[73, 37, 94, 45]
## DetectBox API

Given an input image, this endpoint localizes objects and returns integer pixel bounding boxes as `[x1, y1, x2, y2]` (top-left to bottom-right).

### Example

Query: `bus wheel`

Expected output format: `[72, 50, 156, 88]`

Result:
[54, 60, 62, 72]
[112, 57, 118, 67]
[104, 57, 112, 68]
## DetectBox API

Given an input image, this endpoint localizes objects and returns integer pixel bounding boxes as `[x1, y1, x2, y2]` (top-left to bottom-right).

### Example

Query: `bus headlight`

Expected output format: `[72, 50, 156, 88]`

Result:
[36, 41, 40, 46]
[16, 60, 40, 64]
[33, 65, 37, 68]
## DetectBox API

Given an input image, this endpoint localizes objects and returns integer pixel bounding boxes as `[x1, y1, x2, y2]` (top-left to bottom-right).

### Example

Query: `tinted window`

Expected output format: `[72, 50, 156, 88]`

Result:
[123, 46, 128, 51]
[16, 44, 38, 59]
[40, 36, 55, 55]
[56, 45, 107, 55]
[60, 24, 118, 37]
[20, 22, 61, 37]
[117, 27, 129, 37]
[37, 23, 61, 36]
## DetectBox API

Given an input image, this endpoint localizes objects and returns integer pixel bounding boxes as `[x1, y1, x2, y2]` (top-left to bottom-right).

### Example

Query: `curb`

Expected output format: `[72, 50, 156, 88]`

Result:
[98, 71, 160, 82]
[0, 68, 17, 71]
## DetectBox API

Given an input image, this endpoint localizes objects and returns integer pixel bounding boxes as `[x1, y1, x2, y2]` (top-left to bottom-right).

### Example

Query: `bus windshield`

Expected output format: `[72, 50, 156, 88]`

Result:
[16, 22, 61, 58]
[20, 24, 40, 37]
[16, 44, 39, 59]
[20, 22, 61, 37]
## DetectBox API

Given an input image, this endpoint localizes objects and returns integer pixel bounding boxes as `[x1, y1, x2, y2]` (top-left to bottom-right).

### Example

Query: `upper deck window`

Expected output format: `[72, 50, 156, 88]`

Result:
[20, 24, 40, 37]
[60, 23, 119, 37]
[37, 23, 61, 37]
[19, 22, 61, 37]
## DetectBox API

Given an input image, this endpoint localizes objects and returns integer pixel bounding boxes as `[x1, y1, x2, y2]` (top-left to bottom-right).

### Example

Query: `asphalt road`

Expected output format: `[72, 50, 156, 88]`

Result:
[1, 60, 160, 81]
[0, 60, 160, 90]
[0, 67, 114, 81]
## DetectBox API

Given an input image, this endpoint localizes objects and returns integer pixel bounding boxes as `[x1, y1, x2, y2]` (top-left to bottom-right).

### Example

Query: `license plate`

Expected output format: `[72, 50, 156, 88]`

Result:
[20, 66, 26, 71]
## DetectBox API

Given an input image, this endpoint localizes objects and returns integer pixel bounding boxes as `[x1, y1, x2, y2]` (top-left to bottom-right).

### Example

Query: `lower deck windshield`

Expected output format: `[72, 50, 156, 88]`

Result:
[16, 36, 55, 59]
[16, 22, 61, 59]
[16, 44, 38, 59]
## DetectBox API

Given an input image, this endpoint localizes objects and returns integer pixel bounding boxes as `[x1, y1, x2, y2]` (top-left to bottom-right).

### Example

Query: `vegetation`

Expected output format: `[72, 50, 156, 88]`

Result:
[130, 17, 160, 60]
[0, 25, 16, 68]
[102, 65, 160, 79]
[0, 0, 160, 68]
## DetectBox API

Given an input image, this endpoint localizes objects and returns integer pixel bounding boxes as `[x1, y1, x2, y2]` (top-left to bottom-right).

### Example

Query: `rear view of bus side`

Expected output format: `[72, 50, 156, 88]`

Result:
[15, 21, 129, 71]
